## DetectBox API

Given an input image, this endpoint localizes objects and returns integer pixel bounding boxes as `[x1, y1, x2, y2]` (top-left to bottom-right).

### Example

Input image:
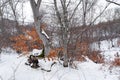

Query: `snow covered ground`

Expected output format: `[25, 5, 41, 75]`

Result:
[0, 39, 120, 80]
[0, 49, 120, 80]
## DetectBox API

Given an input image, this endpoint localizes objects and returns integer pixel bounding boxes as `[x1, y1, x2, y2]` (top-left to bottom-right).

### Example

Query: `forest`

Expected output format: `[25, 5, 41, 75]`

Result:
[0, 0, 120, 80]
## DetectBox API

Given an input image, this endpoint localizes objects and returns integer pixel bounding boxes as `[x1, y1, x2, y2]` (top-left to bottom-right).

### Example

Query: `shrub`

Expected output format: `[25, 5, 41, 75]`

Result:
[87, 51, 104, 63]
[10, 28, 43, 53]
[112, 57, 120, 66]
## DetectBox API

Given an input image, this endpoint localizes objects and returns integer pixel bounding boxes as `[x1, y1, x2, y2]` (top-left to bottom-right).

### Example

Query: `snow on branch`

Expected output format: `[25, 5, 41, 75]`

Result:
[41, 29, 49, 39]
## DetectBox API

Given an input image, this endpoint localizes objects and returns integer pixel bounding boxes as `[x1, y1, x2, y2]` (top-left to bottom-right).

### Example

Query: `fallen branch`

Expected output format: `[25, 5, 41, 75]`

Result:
[41, 62, 56, 72]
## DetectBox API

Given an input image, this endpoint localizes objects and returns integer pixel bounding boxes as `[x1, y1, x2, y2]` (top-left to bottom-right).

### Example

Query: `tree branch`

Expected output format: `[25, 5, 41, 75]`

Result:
[69, 0, 82, 21]
[37, 0, 42, 9]
[89, 3, 110, 26]
[106, 0, 120, 6]
[67, 0, 71, 8]
[87, 0, 97, 12]
[54, 0, 63, 27]
[0, 0, 10, 8]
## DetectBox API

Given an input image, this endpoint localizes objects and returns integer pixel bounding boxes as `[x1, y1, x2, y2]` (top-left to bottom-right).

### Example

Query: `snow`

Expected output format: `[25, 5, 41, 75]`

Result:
[0, 39, 120, 80]
[101, 47, 120, 62]
[91, 38, 120, 62]
[0, 53, 119, 80]
[41, 29, 49, 39]
[26, 35, 33, 40]
[91, 38, 118, 51]
[31, 49, 43, 56]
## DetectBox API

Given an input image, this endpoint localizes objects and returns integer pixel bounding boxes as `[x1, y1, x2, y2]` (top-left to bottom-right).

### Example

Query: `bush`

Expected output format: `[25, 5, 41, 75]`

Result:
[87, 51, 104, 63]
[112, 58, 120, 66]
[10, 28, 43, 53]
[74, 50, 104, 63]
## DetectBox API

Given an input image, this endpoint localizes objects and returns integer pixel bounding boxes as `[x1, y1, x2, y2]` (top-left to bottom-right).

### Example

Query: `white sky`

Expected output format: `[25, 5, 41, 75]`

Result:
[23, 0, 120, 23]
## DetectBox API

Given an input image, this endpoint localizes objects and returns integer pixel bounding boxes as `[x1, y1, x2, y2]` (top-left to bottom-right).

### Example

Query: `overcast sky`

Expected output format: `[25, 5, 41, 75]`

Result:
[23, 0, 120, 23]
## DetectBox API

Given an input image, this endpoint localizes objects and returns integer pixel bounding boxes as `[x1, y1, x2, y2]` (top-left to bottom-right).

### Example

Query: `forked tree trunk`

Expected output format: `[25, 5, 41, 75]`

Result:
[53, 0, 69, 67]
[30, 0, 51, 55]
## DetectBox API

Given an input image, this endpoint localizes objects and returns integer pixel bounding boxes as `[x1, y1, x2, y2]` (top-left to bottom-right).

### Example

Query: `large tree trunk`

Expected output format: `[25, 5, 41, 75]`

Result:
[30, 0, 51, 55]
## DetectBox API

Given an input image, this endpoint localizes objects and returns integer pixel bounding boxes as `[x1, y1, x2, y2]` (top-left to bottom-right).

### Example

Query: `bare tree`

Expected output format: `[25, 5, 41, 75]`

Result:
[9, 0, 22, 34]
[30, 0, 51, 56]
[0, 2, 6, 34]
[53, 0, 82, 67]
[0, 0, 11, 48]
[21, 0, 26, 25]
[81, 0, 98, 26]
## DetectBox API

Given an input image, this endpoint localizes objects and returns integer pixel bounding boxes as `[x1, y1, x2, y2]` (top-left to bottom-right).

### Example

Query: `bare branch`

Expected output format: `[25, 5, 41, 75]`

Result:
[60, 0, 64, 8]
[106, 0, 120, 6]
[54, 0, 63, 27]
[69, 0, 82, 21]
[9, 0, 20, 13]
[37, 0, 42, 9]
[89, 3, 110, 26]
[67, 0, 71, 8]
[87, 0, 98, 12]
[0, 0, 10, 8]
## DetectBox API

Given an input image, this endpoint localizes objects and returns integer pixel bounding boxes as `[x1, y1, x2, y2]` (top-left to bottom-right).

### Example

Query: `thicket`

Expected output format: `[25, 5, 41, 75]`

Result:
[10, 28, 43, 53]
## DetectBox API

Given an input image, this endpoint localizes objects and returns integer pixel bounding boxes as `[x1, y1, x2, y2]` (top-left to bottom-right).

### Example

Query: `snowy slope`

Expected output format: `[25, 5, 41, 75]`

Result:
[0, 49, 120, 80]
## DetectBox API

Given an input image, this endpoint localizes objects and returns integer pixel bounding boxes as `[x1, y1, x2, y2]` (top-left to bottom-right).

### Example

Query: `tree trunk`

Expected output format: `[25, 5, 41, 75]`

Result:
[30, 0, 51, 56]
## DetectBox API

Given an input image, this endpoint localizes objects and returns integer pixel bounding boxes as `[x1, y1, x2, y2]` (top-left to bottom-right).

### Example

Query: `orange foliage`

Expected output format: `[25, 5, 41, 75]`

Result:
[112, 58, 120, 66]
[72, 42, 89, 61]
[12, 41, 28, 52]
[76, 42, 89, 54]
[73, 42, 104, 63]
[88, 51, 104, 63]
[10, 28, 43, 53]
[47, 47, 63, 61]
[26, 28, 39, 40]
[10, 34, 28, 41]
